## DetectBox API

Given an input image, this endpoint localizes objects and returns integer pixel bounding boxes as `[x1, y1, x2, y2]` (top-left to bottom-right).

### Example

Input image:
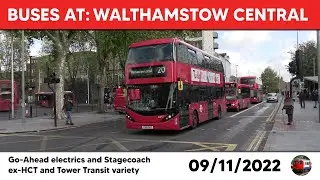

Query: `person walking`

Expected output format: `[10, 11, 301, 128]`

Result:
[312, 89, 318, 108]
[63, 97, 74, 125]
[298, 90, 306, 108]
[282, 93, 294, 125]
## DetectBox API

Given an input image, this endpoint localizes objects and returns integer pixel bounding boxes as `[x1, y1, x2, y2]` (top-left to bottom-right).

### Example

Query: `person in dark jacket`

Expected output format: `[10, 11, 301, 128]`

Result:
[63, 98, 74, 125]
[282, 93, 294, 125]
[312, 89, 318, 108]
[298, 90, 306, 108]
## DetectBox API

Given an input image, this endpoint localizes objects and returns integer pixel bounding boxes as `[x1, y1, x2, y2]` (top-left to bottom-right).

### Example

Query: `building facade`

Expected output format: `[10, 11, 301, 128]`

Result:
[185, 30, 232, 82]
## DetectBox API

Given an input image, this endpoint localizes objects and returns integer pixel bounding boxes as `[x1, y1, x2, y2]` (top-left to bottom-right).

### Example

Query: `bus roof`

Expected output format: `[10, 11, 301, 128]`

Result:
[129, 38, 176, 48]
[128, 37, 223, 61]
[240, 76, 257, 79]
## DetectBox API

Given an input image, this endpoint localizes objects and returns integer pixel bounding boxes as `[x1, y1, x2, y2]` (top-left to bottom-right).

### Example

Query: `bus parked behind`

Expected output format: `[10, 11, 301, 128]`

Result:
[225, 82, 250, 111]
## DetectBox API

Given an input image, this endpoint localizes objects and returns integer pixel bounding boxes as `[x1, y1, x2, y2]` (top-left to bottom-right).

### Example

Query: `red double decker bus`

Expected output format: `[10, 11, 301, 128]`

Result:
[125, 38, 226, 130]
[225, 82, 251, 111]
[0, 80, 19, 111]
[239, 76, 263, 103]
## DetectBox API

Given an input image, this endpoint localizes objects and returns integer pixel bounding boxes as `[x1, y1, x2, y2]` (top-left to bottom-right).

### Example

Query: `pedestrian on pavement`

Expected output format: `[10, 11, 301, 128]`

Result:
[312, 89, 318, 108]
[62, 97, 74, 125]
[282, 93, 294, 125]
[298, 90, 306, 108]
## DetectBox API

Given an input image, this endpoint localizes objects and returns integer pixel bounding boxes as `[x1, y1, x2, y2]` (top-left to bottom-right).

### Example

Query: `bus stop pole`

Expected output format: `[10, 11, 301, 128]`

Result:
[316, 30, 320, 123]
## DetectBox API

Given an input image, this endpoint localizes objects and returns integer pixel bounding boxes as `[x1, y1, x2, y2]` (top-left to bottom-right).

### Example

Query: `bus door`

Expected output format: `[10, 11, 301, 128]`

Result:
[237, 88, 243, 109]
[208, 87, 213, 119]
[178, 81, 189, 127]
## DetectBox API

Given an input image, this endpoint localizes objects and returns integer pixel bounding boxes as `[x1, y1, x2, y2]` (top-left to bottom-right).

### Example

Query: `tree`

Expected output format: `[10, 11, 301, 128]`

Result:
[0, 31, 30, 79]
[261, 67, 280, 93]
[229, 75, 238, 82]
[286, 40, 317, 77]
[25, 30, 78, 119]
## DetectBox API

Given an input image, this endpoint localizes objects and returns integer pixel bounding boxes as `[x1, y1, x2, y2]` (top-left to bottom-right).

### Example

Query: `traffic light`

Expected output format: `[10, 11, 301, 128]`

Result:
[288, 61, 296, 74]
[44, 73, 60, 84]
[295, 49, 303, 79]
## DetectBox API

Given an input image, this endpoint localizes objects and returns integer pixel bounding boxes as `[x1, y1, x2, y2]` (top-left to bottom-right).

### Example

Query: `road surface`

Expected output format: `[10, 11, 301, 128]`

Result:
[0, 101, 278, 152]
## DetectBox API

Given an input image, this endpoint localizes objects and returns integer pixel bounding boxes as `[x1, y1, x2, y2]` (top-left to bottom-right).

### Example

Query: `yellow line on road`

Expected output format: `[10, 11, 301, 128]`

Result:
[266, 98, 284, 122]
[28, 140, 131, 152]
[246, 130, 262, 151]
[225, 144, 237, 151]
[253, 131, 266, 151]
[191, 142, 220, 151]
[246, 130, 267, 151]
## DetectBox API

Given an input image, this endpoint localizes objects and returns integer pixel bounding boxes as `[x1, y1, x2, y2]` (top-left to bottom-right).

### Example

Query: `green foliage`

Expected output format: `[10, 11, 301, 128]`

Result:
[261, 67, 280, 93]
[286, 40, 317, 77]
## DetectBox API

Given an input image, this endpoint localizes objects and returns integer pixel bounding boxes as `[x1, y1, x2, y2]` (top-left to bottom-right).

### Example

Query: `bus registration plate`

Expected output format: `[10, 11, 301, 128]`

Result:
[142, 126, 153, 129]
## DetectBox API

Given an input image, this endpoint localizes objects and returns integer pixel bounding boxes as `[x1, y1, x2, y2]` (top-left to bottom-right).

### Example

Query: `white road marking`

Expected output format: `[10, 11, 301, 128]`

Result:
[229, 102, 265, 117]
[231, 116, 268, 118]
[108, 138, 129, 151]
[40, 136, 48, 151]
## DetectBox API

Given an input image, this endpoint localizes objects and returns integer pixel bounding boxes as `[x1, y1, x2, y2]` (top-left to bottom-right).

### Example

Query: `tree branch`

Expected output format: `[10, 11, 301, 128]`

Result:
[44, 31, 57, 43]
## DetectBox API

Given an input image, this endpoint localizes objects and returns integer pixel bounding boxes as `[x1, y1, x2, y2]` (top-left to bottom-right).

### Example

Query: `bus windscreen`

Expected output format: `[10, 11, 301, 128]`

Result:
[126, 43, 173, 64]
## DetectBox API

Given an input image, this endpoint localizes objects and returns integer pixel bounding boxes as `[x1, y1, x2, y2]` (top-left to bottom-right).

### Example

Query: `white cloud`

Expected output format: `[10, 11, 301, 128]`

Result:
[217, 31, 300, 82]
[306, 31, 316, 41]
[220, 31, 272, 48]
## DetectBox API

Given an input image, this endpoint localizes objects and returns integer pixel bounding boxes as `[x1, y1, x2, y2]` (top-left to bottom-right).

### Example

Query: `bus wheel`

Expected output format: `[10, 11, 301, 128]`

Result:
[236, 105, 240, 112]
[192, 111, 198, 128]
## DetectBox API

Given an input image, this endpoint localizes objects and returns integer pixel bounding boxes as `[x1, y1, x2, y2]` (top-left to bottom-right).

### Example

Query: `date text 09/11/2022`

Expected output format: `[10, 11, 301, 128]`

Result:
[189, 158, 281, 173]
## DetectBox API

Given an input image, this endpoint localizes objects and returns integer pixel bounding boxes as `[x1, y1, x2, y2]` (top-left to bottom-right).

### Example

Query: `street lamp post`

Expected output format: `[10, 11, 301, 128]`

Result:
[29, 56, 33, 118]
[21, 30, 26, 122]
[10, 32, 14, 119]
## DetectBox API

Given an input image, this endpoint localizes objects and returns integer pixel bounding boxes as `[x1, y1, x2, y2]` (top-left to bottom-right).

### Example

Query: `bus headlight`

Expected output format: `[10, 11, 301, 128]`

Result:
[126, 114, 134, 121]
[163, 112, 177, 121]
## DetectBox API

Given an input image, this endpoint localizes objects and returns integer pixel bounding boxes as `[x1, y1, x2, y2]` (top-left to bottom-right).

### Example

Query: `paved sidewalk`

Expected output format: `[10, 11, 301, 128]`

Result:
[264, 100, 320, 151]
[0, 111, 124, 134]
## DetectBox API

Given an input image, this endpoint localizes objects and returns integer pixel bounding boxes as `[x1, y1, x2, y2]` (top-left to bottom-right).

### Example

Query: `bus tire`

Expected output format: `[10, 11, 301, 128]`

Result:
[236, 104, 240, 112]
[192, 111, 199, 129]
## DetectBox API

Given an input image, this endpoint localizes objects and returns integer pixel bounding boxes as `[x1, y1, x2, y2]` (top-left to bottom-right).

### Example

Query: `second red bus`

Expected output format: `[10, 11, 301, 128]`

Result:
[225, 82, 251, 111]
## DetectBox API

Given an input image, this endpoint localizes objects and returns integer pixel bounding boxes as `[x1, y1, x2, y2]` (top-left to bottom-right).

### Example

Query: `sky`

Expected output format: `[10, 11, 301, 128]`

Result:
[29, 30, 318, 82]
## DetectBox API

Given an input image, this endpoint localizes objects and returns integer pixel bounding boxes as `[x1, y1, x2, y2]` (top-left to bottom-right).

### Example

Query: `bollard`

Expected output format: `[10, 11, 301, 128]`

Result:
[30, 105, 33, 118]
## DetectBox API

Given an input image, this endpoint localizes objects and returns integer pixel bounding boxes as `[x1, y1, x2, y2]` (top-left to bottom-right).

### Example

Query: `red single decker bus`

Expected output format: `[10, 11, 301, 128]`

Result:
[35, 91, 75, 107]
[239, 76, 263, 103]
[125, 38, 226, 130]
[0, 80, 19, 111]
[114, 86, 126, 114]
[225, 82, 251, 111]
